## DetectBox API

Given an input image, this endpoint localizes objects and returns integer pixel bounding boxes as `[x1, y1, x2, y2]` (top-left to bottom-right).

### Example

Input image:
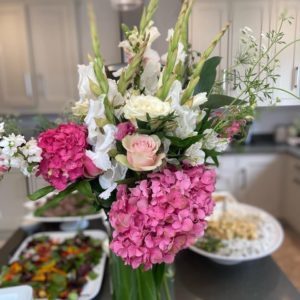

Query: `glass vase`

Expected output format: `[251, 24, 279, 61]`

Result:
[110, 253, 175, 300]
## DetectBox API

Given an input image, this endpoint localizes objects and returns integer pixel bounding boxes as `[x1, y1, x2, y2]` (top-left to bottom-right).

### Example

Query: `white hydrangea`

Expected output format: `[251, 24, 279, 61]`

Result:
[184, 142, 206, 166]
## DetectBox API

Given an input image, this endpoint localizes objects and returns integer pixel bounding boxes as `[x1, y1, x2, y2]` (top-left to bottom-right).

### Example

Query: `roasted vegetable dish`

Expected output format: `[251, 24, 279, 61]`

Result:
[34, 193, 98, 217]
[0, 233, 103, 299]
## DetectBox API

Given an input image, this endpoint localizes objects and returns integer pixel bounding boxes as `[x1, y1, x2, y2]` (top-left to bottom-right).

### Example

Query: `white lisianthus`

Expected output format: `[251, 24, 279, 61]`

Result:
[99, 160, 127, 200]
[72, 99, 89, 117]
[85, 124, 117, 172]
[84, 96, 106, 145]
[77, 63, 98, 100]
[184, 142, 206, 166]
[192, 92, 208, 108]
[21, 139, 42, 164]
[203, 129, 230, 152]
[0, 122, 4, 137]
[123, 95, 171, 122]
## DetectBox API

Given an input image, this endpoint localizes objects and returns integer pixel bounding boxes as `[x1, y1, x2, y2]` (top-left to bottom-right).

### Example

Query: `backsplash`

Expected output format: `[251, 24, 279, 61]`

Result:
[252, 106, 300, 134]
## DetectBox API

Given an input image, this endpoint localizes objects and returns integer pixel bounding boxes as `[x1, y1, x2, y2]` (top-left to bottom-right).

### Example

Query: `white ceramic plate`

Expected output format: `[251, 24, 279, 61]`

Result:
[0, 286, 33, 300]
[189, 203, 284, 265]
[10, 230, 108, 300]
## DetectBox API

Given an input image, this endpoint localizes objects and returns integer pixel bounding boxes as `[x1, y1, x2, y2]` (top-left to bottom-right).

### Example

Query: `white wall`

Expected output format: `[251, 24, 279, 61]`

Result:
[76, 0, 121, 64]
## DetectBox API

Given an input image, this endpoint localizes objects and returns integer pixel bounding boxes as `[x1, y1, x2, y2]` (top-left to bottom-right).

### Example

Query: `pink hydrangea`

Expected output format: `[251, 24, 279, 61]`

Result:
[115, 121, 136, 141]
[37, 123, 87, 190]
[109, 165, 216, 270]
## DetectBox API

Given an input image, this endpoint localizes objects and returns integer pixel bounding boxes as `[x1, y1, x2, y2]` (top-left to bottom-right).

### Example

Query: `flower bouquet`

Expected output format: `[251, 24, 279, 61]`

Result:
[0, 0, 299, 299]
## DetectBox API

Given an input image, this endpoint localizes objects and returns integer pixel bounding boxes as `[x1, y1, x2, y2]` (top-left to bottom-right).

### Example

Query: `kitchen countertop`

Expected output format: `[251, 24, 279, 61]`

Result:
[225, 144, 300, 159]
[0, 221, 299, 300]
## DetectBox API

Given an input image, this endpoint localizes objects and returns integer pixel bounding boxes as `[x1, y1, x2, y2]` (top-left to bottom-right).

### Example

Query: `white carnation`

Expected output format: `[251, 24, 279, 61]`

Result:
[184, 142, 206, 166]
[124, 95, 171, 121]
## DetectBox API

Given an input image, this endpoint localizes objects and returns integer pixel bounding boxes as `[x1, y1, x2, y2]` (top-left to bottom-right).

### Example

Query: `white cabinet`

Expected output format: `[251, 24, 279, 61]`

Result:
[189, 0, 229, 71]
[272, 0, 300, 106]
[283, 156, 300, 233]
[0, 3, 35, 109]
[217, 154, 282, 216]
[0, 170, 27, 231]
[0, 0, 79, 114]
[237, 154, 282, 216]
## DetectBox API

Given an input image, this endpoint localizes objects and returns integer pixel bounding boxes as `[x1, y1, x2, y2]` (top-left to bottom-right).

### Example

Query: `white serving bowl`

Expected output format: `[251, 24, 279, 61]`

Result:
[189, 203, 284, 265]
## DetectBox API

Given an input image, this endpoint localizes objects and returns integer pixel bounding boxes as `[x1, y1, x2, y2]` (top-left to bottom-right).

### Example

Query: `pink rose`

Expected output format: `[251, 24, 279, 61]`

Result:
[83, 154, 102, 178]
[115, 121, 136, 141]
[116, 134, 165, 171]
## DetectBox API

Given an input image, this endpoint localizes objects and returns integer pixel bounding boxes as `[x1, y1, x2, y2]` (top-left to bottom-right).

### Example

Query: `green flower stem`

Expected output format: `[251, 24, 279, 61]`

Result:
[181, 23, 230, 104]
[118, 39, 149, 96]
[139, 0, 159, 35]
[163, 275, 172, 300]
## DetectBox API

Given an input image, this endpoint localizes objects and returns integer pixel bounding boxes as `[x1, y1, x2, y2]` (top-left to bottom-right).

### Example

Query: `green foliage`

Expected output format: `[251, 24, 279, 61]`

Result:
[194, 56, 221, 95]
[28, 185, 55, 201]
[202, 94, 246, 110]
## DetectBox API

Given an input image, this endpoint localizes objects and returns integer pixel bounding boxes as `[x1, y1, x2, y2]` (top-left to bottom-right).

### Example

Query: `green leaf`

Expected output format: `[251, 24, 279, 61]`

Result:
[202, 94, 246, 109]
[88, 271, 98, 280]
[194, 56, 221, 95]
[28, 185, 55, 201]
[136, 268, 157, 300]
[166, 134, 203, 149]
[77, 180, 93, 198]
[34, 182, 78, 216]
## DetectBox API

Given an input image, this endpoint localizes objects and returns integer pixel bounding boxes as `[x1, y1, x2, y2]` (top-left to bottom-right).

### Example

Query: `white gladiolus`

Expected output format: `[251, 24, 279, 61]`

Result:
[99, 160, 127, 200]
[140, 60, 161, 95]
[184, 142, 206, 166]
[77, 63, 98, 100]
[192, 92, 208, 108]
[84, 97, 106, 145]
[85, 124, 117, 172]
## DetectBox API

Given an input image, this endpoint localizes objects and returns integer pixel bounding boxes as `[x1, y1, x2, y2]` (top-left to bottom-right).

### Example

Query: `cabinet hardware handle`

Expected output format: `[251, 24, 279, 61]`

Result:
[240, 168, 247, 190]
[24, 73, 33, 98]
[294, 66, 300, 96]
[293, 178, 300, 186]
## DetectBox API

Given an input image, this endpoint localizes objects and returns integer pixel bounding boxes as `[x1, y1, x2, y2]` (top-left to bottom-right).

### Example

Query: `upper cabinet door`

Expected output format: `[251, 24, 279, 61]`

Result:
[189, 0, 229, 72]
[229, 0, 271, 101]
[28, 0, 79, 113]
[273, 1, 300, 106]
[0, 4, 35, 112]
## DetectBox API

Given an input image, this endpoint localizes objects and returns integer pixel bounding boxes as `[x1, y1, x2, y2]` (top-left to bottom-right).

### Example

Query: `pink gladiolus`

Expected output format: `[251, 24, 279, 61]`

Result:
[109, 164, 216, 270]
[37, 123, 87, 190]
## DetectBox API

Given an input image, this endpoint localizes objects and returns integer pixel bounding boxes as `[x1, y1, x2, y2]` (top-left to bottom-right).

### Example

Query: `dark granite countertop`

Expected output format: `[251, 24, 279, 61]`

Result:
[0, 221, 299, 300]
[225, 144, 300, 159]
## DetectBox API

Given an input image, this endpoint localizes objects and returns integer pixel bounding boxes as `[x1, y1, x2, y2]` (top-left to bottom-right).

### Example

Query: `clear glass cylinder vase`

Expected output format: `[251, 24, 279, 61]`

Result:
[110, 253, 175, 300]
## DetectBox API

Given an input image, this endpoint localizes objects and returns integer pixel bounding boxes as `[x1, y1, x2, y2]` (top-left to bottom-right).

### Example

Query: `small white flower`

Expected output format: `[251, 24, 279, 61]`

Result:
[21, 139, 42, 164]
[203, 129, 229, 152]
[176, 42, 187, 65]
[77, 63, 98, 100]
[166, 28, 174, 42]
[0, 134, 26, 156]
[85, 124, 117, 171]
[124, 95, 171, 122]
[146, 25, 161, 45]
[99, 160, 127, 200]
[184, 142, 206, 166]
[0, 122, 5, 137]
[215, 138, 230, 152]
